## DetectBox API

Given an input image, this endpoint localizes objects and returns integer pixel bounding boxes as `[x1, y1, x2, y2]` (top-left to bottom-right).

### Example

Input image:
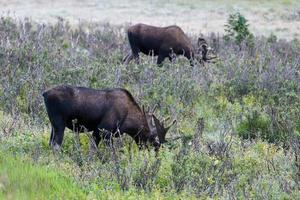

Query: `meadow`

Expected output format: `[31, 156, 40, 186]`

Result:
[0, 15, 299, 199]
[1, 0, 300, 39]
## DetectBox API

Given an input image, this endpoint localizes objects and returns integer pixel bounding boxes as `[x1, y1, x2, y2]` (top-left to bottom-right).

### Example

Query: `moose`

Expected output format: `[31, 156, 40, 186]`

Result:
[43, 85, 174, 151]
[123, 23, 217, 66]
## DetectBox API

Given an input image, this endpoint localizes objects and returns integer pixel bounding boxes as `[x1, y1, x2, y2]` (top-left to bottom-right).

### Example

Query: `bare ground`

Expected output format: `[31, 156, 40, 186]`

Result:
[0, 0, 299, 39]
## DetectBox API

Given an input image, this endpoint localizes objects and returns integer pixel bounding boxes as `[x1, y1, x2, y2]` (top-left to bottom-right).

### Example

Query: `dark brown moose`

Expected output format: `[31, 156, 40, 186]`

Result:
[123, 23, 216, 66]
[43, 85, 173, 151]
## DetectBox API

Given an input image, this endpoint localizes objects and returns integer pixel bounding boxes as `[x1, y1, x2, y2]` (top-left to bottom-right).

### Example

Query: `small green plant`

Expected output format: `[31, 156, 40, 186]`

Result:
[236, 110, 290, 144]
[225, 12, 254, 45]
[237, 111, 271, 141]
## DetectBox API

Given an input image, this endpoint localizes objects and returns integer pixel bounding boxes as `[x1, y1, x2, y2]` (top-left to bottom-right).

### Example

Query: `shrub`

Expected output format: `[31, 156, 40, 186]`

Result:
[224, 12, 254, 46]
[236, 111, 271, 141]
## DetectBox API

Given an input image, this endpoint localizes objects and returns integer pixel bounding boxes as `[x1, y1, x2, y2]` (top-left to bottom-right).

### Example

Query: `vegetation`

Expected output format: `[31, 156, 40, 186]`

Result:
[0, 16, 299, 199]
[225, 12, 254, 46]
[0, 152, 86, 199]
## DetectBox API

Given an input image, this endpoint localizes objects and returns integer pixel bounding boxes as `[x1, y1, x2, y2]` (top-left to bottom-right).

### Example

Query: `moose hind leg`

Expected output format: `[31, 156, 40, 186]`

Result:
[131, 45, 140, 64]
[49, 127, 54, 146]
[49, 117, 66, 150]
[52, 126, 65, 150]
[168, 55, 177, 64]
[189, 59, 197, 67]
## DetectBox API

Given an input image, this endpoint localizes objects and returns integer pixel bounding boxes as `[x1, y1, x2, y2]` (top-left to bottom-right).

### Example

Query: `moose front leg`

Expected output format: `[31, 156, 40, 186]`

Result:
[101, 130, 114, 148]
[157, 50, 168, 66]
[184, 51, 196, 67]
[134, 137, 143, 150]
[168, 55, 176, 64]
[157, 55, 166, 66]
[189, 59, 197, 67]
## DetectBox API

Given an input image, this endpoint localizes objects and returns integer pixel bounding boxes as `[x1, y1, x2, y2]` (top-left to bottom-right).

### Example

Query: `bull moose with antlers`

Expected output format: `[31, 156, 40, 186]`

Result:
[123, 23, 217, 66]
[43, 85, 175, 151]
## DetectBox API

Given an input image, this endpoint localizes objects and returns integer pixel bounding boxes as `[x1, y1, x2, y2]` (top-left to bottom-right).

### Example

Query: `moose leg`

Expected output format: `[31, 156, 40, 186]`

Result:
[52, 126, 65, 151]
[183, 52, 195, 66]
[133, 53, 140, 64]
[50, 117, 66, 150]
[124, 43, 140, 65]
[93, 130, 102, 147]
[168, 55, 176, 63]
[130, 43, 140, 64]
[102, 130, 113, 148]
[157, 54, 166, 66]
[157, 48, 169, 66]
[89, 130, 101, 151]
[88, 130, 101, 159]
[134, 137, 142, 150]
[189, 59, 196, 67]
[49, 127, 54, 146]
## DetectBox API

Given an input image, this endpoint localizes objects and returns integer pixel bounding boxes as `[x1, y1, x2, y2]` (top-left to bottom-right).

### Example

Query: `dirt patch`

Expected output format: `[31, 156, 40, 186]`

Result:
[0, 0, 299, 39]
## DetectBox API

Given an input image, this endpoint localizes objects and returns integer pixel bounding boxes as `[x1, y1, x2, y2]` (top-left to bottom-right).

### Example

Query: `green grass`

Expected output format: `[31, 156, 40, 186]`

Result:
[0, 152, 86, 200]
[0, 149, 201, 200]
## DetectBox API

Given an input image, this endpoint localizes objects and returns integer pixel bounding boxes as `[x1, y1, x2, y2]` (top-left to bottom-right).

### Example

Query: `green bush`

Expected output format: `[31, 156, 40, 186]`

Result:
[236, 111, 271, 140]
[225, 12, 254, 46]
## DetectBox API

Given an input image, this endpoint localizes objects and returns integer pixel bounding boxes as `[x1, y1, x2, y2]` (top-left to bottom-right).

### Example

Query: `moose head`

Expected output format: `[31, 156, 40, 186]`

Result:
[196, 37, 218, 64]
[143, 105, 176, 145]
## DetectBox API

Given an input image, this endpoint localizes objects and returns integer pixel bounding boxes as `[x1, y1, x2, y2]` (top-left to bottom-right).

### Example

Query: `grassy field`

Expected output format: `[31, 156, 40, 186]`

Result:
[0, 152, 86, 199]
[0, 0, 299, 39]
[0, 10, 299, 199]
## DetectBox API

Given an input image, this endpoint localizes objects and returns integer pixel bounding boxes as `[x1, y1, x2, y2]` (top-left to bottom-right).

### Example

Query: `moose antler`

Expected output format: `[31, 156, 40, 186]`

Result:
[162, 116, 170, 124]
[153, 115, 176, 143]
[142, 105, 146, 115]
[152, 104, 157, 113]
[144, 104, 176, 144]
[147, 104, 157, 114]
[165, 119, 176, 131]
[197, 37, 218, 62]
[197, 37, 207, 47]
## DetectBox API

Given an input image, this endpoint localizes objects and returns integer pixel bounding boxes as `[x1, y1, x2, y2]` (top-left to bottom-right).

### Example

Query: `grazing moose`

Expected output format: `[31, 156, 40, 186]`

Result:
[123, 23, 216, 66]
[43, 85, 174, 151]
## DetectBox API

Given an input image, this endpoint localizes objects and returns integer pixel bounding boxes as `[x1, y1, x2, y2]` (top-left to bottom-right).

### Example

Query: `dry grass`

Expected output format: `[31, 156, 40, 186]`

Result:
[0, 0, 299, 39]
